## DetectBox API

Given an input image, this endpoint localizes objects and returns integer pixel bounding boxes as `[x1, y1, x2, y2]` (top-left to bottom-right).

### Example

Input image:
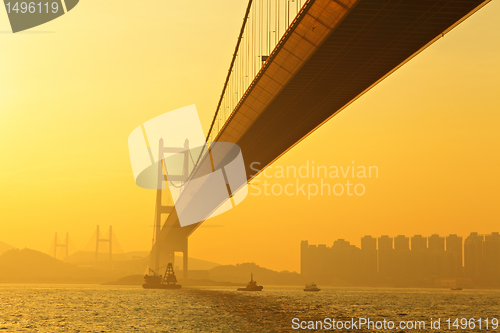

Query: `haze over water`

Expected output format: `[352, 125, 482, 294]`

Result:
[1, 285, 499, 332]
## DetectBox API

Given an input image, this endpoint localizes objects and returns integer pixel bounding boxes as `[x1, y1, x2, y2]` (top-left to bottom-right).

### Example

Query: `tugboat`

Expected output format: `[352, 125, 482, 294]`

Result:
[304, 283, 321, 292]
[142, 263, 182, 289]
[237, 273, 263, 291]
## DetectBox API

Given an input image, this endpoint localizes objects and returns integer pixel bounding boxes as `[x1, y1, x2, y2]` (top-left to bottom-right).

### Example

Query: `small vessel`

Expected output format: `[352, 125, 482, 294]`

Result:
[142, 263, 182, 289]
[304, 283, 321, 292]
[451, 287, 463, 290]
[237, 273, 263, 291]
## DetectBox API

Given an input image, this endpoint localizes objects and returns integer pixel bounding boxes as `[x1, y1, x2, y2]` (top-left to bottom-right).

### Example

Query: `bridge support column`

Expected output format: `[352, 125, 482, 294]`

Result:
[183, 238, 188, 280]
[155, 235, 188, 279]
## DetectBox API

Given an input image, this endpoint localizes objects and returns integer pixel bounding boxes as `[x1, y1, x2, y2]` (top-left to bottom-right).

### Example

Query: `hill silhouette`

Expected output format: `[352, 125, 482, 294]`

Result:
[0, 248, 302, 286]
[0, 241, 15, 255]
[207, 262, 303, 286]
[67, 250, 221, 270]
[104, 262, 303, 286]
[0, 249, 122, 283]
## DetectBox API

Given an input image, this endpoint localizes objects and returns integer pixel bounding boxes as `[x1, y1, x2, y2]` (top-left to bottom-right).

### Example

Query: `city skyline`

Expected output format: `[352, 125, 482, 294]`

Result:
[301, 231, 500, 288]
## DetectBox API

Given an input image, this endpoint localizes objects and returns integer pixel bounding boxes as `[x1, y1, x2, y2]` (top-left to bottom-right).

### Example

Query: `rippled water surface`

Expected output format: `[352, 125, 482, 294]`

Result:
[0, 285, 499, 332]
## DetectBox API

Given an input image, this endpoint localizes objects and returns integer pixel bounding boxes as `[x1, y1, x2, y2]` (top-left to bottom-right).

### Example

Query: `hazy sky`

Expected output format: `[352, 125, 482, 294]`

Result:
[0, 0, 499, 272]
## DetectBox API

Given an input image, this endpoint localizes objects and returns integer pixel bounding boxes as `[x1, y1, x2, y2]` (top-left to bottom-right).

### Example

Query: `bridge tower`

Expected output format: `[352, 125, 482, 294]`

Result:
[151, 138, 189, 280]
[95, 225, 113, 261]
[53, 232, 69, 260]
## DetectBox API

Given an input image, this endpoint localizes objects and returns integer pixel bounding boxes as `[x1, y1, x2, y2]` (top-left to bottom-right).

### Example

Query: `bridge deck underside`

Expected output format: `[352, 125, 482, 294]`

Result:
[154, 0, 488, 250]
[218, 0, 488, 179]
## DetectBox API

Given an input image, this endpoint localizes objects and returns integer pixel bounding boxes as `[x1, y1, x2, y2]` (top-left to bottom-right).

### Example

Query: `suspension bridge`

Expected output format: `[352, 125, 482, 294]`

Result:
[148, 0, 491, 276]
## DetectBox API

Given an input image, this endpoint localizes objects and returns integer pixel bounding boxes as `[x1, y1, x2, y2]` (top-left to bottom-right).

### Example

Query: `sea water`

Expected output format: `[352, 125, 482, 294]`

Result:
[0, 284, 499, 332]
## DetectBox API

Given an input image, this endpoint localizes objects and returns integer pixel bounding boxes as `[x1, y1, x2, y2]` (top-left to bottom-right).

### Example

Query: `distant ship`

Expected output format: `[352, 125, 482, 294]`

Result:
[304, 283, 321, 292]
[451, 287, 463, 290]
[142, 263, 182, 289]
[237, 273, 263, 291]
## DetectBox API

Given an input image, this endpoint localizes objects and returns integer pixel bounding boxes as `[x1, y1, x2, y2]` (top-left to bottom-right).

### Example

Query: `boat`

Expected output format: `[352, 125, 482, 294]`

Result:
[451, 287, 463, 290]
[142, 263, 182, 289]
[304, 283, 321, 292]
[237, 273, 263, 291]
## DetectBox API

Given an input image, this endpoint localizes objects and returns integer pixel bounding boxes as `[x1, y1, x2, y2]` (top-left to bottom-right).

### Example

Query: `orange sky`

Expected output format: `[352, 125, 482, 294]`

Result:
[0, 0, 499, 272]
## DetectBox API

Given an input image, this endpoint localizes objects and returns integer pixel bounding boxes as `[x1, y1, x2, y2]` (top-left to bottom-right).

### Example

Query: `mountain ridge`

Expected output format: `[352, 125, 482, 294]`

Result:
[0, 241, 15, 255]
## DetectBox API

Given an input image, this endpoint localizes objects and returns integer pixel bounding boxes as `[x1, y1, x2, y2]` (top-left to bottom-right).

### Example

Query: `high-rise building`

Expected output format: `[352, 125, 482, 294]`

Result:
[464, 232, 484, 281]
[428, 234, 445, 279]
[428, 234, 445, 252]
[411, 235, 427, 251]
[483, 232, 500, 285]
[378, 235, 393, 250]
[300, 241, 309, 276]
[394, 235, 410, 282]
[394, 235, 409, 251]
[410, 235, 429, 282]
[331, 239, 361, 284]
[445, 234, 463, 278]
[316, 244, 330, 282]
[360, 236, 377, 282]
[378, 235, 394, 281]
[361, 235, 377, 251]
